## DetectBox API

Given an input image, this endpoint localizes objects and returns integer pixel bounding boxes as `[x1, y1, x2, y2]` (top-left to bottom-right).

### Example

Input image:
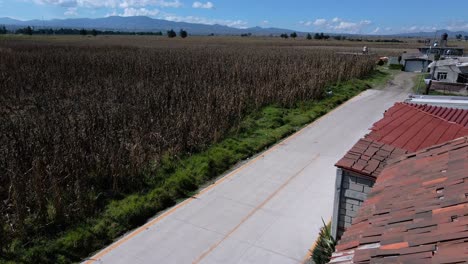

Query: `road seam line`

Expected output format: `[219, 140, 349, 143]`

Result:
[192, 154, 320, 264]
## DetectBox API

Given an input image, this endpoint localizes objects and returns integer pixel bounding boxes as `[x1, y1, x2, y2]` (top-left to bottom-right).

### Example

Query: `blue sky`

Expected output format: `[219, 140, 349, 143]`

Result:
[2, 0, 468, 34]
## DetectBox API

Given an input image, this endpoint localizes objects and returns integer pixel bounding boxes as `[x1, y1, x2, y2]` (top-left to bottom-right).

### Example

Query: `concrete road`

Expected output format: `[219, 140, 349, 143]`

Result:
[85, 72, 414, 264]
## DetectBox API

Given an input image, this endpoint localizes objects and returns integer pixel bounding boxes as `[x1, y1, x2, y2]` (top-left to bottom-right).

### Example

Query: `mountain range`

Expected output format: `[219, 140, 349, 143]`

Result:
[0, 16, 296, 36]
[1, 16, 467, 37]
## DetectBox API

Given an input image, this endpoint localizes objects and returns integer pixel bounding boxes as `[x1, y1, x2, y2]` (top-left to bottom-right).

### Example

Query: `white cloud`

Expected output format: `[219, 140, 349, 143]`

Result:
[313, 18, 326, 26]
[192, 1, 214, 9]
[401, 25, 438, 33]
[161, 13, 247, 28]
[32, 0, 182, 8]
[301, 17, 373, 34]
[445, 20, 468, 31]
[261, 20, 269, 26]
[120, 7, 160, 16]
[119, 0, 182, 8]
[371, 27, 380, 34]
[33, 0, 77, 7]
[64, 7, 78, 16]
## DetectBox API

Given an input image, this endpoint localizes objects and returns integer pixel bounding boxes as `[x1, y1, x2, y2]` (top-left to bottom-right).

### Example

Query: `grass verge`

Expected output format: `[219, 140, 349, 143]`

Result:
[1, 69, 392, 264]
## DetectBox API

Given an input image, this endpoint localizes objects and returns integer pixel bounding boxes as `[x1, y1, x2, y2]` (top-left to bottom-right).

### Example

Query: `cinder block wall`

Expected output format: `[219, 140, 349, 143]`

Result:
[332, 169, 375, 240]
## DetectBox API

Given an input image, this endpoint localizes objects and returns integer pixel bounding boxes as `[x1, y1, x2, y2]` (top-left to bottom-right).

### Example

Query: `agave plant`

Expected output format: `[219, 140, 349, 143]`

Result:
[311, 219, 336, 264]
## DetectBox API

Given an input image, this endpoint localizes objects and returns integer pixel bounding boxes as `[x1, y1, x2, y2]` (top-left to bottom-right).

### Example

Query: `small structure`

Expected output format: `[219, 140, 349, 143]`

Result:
[400, 33, 465, 73]
[427, 57, 468, 94]
[418, 33, 464, 58]
[330, 137, 468, 263]
[428, 57, 468, 83]
[331, 102, 468, 240]
[403, 57, 431, 72]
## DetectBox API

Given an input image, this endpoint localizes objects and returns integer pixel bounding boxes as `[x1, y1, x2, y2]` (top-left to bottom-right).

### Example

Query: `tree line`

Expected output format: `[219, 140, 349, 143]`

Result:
[0, 25, 189, 38]
[455, 34, 468, 41]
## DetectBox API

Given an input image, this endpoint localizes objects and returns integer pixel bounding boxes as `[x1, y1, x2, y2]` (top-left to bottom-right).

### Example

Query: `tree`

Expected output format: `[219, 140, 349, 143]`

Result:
[25, 26, 33, 35]
[314, 33, 321, 40]
[79, 29, 87, 36]
[456, 34, 462, 40]
[306, 33, 312, 40]
[290, 32, 297, 39]
[91, 29, 98, 36]
[179, 29, 188, 38]
[464, 35, 468, 41]
[167, 29, 176, 38]
[0, 25, 7, 34]
[280, 33, 289, 39]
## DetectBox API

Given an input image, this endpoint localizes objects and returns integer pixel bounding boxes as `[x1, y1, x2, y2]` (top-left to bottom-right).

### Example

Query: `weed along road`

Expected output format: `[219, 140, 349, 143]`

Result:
[85, 72, 414, 264]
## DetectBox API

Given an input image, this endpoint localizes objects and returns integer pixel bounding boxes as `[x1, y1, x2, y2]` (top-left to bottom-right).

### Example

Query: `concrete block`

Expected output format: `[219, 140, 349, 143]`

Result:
[345, 175, 357, 183]
[364, 186, 373, 194]
[349, 182, 364, 192]
[345, 203, 354, 211]
[344, 189, 367, 201]
[355, 176, 371, 185]
[345, 216, 352, 223]
[346, 198, 360, 205]
[347, 209, 358, 218]
[345, 222, 352, 228]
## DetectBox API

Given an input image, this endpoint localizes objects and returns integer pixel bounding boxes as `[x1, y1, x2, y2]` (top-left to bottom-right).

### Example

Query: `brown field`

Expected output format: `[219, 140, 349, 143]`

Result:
[0, 34, 447, 262]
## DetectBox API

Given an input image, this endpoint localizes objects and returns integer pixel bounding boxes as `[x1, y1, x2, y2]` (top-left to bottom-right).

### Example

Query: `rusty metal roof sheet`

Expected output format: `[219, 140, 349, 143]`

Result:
[331, 137, 468, 264]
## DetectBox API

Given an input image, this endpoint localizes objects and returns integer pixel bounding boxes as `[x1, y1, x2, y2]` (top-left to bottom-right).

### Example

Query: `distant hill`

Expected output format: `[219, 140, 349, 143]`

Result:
[0, 16, 297, 36]
[1, 16, 467, 37]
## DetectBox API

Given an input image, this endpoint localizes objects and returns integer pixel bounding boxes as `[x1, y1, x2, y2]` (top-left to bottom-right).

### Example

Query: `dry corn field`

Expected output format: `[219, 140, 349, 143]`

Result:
[0, 38, 375, 257]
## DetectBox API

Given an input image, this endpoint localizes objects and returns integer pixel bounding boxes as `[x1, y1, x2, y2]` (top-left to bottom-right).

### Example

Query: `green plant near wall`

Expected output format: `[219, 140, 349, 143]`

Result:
[311, 219, 336, 264]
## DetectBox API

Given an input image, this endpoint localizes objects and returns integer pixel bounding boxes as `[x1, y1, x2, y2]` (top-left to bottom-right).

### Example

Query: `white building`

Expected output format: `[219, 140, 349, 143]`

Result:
[428, 57, 468, 83]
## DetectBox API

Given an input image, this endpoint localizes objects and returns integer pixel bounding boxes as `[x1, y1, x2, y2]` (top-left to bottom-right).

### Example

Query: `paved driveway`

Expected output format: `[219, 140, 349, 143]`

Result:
[85, 72, 414, 264]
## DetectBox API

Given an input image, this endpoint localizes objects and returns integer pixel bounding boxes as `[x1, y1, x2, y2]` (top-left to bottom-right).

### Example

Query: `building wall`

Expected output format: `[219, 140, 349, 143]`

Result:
[433, 66, 459, 83]
[331, 169, 375, 240]
[405, 60, 430, 72]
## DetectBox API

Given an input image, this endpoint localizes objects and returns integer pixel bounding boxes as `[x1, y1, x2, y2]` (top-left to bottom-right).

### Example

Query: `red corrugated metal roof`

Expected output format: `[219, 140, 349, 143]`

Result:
[407, 103, 468, 127]
[367, 102, 468, 152]
[331, 137, 468, 264]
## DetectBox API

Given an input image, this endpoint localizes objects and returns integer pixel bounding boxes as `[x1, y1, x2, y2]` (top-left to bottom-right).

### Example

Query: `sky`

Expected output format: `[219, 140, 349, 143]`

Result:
[1, 0, 468, 34]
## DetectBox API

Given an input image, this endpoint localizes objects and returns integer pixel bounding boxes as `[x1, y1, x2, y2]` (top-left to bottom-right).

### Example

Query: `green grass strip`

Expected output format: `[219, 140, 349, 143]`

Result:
[2, 69, 392, 264]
